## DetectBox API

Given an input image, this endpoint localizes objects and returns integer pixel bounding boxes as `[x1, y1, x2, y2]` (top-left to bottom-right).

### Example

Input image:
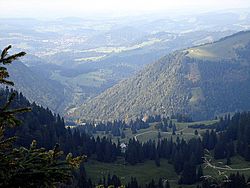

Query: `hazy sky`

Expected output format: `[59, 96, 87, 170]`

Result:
[0, 0, 250, 18]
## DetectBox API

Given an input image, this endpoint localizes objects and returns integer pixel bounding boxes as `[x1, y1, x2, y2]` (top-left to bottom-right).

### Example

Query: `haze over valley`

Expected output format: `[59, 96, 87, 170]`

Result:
[1, 9, 250, 117]
[1, 1, 250, 187]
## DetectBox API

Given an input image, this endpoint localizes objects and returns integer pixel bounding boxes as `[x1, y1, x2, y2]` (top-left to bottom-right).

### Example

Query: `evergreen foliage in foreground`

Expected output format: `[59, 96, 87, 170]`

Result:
[0, 45, 85, 187]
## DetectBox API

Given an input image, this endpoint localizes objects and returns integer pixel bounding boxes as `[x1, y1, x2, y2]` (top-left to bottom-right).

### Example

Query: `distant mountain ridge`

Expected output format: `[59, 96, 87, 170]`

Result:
[76, 30, 250, 121]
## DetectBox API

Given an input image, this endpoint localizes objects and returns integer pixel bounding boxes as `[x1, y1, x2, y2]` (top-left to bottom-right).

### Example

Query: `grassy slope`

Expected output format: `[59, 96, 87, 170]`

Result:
[85, 159, 178, 185]
[85, 119, 250, 187]
[204, 155, 250, 178]
[93, 119, 218, 143]
[187, 31, 250, 60]
[85, 155, 250, 187]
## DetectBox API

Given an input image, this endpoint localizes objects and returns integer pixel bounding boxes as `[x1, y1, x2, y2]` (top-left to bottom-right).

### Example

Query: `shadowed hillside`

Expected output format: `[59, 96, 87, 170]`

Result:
[6, 61, 72, 113]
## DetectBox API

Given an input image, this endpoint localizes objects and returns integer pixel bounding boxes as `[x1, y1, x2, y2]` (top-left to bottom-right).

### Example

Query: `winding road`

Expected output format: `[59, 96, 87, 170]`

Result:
[206, 162, 250, 171]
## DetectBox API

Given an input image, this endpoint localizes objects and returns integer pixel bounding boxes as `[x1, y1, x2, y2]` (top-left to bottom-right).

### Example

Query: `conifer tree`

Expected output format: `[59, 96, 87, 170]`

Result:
[0, 46, 85, 187]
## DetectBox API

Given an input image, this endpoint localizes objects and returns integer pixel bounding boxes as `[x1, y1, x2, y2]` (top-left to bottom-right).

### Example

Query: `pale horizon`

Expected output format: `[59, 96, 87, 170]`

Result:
[0, 0, 250, 19]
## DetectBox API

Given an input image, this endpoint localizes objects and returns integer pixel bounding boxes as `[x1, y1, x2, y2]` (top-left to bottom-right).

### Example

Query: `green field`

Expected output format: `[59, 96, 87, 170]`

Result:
[187, 31, 250, 60]
[93, 119, 218, 144]
[84, 119, 250, 187]
[51, 69, 111, 88]
[86, 119, 220, 187]
[85, 158, 178, 184]
[85, 158, 205, 188]
[203, 155, 250, 179]
[85, 158, 184, 187]
[85, 154, 250, 187]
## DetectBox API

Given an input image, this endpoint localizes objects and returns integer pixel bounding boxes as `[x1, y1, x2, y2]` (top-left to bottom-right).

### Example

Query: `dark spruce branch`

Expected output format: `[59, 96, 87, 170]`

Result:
[0, 45, 85, 187]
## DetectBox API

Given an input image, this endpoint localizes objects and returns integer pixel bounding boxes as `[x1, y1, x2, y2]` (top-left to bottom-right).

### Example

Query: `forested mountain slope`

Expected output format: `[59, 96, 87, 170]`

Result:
[76, 31, 250, 121]
[5, 61, 72, 113]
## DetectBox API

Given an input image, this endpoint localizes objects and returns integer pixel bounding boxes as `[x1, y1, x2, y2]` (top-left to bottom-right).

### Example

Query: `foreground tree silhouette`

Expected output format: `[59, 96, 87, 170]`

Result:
[0, 45, 85, 187]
